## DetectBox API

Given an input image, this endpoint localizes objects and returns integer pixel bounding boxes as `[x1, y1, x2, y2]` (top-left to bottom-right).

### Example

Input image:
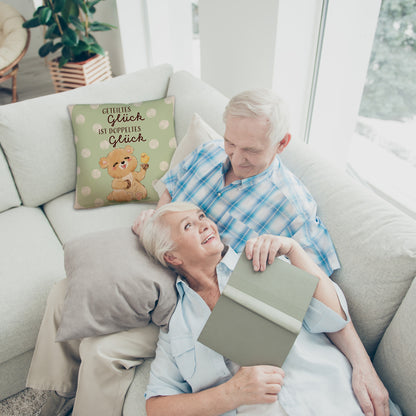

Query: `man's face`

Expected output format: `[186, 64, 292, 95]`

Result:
[224, 116, 279, 179]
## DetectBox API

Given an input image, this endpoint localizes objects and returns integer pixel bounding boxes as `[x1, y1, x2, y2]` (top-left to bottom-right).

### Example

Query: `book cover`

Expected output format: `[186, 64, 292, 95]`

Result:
[198, 255, 319, 367]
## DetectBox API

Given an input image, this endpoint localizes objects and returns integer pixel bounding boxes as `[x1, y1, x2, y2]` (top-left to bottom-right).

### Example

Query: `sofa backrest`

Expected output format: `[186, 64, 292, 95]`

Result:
[0, 144, 21, 212]
[281, 140, 416, 414]
[167, 70, 229, 143]
[0, 64, 174, 207]
[281, 141, 416, 354]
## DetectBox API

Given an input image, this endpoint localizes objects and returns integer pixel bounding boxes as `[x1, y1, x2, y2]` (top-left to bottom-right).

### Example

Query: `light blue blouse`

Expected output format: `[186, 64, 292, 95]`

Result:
[145, 248, 398, 415]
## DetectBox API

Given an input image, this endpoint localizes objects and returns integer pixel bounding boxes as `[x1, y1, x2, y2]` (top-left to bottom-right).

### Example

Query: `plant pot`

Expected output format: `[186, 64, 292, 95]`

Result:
[47, 52, 112, 93]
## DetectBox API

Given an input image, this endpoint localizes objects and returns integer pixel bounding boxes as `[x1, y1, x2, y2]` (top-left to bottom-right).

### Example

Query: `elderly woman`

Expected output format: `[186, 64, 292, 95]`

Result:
[140, 202, 399, 416]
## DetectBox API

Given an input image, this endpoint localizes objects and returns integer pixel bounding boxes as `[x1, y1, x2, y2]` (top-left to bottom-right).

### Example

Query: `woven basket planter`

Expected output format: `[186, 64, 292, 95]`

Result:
[47, 52, 112, 93]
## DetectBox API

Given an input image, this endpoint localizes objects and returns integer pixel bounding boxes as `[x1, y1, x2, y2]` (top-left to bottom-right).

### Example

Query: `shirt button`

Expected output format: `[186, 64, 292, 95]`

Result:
[217, 192, 222, 197]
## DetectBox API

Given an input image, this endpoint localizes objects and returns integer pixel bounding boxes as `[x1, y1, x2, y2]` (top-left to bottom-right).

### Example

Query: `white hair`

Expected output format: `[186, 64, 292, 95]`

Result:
[223, 89, 290, 145]
[139, 202, 200, 267]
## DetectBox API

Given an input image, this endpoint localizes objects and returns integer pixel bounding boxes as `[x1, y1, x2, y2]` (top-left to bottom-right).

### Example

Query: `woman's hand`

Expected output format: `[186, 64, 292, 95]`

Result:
[132, 209, 156, 236]
[225, 365, 285, 407]
[245, 235, 297, 271]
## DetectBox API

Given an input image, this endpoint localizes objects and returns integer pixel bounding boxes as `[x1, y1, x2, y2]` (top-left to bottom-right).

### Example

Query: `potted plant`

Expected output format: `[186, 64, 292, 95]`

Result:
[23, 0, 116, 92]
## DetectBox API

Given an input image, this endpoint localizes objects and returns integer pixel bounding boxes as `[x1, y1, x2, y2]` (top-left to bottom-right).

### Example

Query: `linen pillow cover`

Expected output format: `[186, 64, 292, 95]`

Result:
[69, 97, 177, 209]
[56, 227, 178, 341]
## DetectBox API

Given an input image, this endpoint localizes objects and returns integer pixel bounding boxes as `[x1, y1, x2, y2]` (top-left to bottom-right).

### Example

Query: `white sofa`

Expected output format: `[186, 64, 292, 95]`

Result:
[0, 64, 415, 416]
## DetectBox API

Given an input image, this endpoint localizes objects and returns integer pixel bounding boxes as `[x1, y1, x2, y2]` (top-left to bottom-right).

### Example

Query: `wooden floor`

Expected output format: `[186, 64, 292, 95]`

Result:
[0, 56, 56, 106]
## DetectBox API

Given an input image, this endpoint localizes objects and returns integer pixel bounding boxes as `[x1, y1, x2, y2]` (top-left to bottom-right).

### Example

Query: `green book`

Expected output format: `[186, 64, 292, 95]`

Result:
[198, 256, 319, 367]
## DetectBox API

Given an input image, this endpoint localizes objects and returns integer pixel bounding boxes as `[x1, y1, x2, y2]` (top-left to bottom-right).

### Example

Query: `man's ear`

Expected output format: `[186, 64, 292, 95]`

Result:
[276, 133, 291, 154]
[164, 252, 183, 266]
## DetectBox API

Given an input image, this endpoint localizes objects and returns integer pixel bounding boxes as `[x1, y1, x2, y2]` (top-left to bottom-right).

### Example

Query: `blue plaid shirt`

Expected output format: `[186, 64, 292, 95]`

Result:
[162, 140, 340, 275]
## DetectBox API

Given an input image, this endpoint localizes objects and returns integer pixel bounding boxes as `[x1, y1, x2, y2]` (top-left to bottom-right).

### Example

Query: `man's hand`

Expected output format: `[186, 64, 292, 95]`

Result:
[132, 209, 156, 236]
[245, 235, 296, 272]
[352, 363, 390, 416]
[225, 365, 284, 408]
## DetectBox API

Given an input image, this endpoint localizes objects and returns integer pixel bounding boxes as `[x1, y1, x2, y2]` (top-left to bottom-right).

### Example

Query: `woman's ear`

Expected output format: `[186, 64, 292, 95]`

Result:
[164, 252, 183, 266]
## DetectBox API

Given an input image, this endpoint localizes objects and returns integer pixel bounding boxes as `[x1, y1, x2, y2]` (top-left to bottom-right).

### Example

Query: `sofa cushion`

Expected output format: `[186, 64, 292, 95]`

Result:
[56, 228, 177, 341]
[0, 145, 20, 213]
[166, 71, 228, 145]
[373, 277, 416, 416]
[43, 191, 155, 244]
[0, 206, 65, 364]
[280, 141, 416, 356]
[0, 64, 173, 207]
[69, 97, 176, 209]
[123, 358, 153, 416]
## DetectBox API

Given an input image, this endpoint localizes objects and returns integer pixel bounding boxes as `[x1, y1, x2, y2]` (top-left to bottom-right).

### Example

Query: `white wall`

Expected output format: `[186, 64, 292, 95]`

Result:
[146, 0, 194, 72]
[107, 0, 150, 75]
[199, 0, 280, 98]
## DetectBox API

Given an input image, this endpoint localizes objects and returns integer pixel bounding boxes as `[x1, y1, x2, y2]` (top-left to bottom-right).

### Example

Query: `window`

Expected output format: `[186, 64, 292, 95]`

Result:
[347, 0, 416, 218]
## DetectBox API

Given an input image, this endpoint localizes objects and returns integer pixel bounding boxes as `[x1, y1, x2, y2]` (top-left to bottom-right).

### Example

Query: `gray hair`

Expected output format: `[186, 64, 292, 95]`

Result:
[139, 201, 200, 267]
[223, 89, 290, 145]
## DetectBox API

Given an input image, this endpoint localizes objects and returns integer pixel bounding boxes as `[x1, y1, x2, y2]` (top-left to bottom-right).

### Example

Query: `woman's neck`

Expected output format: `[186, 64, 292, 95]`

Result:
[181, 252, 224, 310]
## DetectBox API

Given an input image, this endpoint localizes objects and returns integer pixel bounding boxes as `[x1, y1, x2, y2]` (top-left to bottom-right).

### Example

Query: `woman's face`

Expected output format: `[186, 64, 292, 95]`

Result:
[163, 209, 224, 266]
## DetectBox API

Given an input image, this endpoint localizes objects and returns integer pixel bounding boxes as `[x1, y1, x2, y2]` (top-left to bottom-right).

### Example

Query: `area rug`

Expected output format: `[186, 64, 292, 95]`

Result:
[0, 388, 48, 416]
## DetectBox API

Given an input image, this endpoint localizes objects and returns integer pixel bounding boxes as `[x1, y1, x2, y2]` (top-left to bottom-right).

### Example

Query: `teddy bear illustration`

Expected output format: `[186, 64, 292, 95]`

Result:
[99, 145, 150, 202]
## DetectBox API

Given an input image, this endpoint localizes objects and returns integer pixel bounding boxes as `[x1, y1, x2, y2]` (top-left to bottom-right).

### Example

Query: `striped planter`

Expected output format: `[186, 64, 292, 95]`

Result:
[47, 52, 112, 93]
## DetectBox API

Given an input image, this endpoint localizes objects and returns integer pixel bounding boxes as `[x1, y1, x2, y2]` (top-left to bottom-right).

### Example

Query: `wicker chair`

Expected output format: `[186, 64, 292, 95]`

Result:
[0, 2, 30, 103]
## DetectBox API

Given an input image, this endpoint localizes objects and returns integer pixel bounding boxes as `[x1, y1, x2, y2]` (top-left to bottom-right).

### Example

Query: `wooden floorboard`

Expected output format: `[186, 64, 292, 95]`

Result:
[0, 56, 56, 106]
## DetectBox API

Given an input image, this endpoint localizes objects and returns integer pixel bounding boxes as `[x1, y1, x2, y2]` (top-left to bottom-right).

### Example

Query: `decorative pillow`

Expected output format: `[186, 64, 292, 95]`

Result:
[56, 227, 178, 342]
[69, 97, 177, 209]
[153, 113, 223, 196]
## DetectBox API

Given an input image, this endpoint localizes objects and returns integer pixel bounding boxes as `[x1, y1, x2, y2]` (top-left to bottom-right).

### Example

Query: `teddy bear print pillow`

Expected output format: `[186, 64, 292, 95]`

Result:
[69, 97, 176, 209]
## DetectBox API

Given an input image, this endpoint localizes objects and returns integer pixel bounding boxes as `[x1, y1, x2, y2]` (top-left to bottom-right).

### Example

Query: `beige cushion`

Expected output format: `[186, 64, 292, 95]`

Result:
[280, 141, 416, 357]
[0, 4, 27, 69]
[56, 228, 177, 341]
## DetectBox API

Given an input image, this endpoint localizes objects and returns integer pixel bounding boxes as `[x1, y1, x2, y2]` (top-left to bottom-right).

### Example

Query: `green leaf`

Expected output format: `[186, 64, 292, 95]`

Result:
[61, 45, 72, 59]
[39, 7, 52, 24]
[59, 55, 69, 68]
[89, 22, 114, 31]
[51, 42, 63, 53]
[69, 15, 85, 32]
[53, 0, 65, 13]
[62, 0, 79, 21]
[89, 43, 105, 56]
[88, 0, 102, 8]
[38, 41, 54, 57]
[57, 15, 68, 32]
[82, 34, 95, 45]
[62, 28, 79, 46]
[74, 0, 88, 14]
[44, 23, 59, 39]
[22, 17, 41, 28]
[76, 40, 90, 52]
